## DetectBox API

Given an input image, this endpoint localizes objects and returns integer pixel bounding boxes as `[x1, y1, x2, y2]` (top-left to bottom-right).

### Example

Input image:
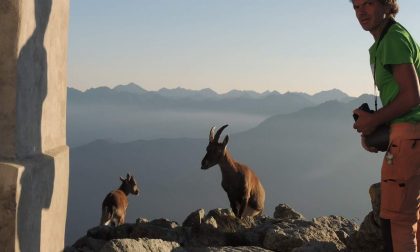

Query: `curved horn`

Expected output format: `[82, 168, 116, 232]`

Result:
[214, 124, 228, 142]
[209, 126, 215, 142]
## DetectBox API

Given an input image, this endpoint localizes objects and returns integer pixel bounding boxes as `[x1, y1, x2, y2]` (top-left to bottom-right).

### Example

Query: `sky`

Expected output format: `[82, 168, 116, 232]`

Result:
[68, 0, 420, 97]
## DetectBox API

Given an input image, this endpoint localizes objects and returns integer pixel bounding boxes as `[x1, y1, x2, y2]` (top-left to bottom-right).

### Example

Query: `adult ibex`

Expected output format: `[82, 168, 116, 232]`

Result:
[100, 173, 140, 226]
[201, 124, 265, 219]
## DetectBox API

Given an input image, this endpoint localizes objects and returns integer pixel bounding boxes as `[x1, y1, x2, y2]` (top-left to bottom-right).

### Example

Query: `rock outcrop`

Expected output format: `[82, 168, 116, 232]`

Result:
[346, 183, 384, 252]
[66, 184, 385, 252]
[65, 205, 351, 252]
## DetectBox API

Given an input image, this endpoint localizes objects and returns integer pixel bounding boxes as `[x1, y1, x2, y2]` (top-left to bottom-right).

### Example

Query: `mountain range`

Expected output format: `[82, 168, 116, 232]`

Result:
[67, 83, 353, 147]
[65, 89, 383, 245]
[69, 82, 351, 104]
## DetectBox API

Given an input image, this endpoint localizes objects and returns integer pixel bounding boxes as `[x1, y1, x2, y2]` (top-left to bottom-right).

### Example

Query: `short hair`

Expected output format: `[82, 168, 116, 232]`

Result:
[350, 0, 399, 18]
[380, 0, 399, 17]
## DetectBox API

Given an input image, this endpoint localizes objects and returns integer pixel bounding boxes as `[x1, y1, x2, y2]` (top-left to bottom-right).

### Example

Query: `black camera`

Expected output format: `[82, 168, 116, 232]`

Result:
[353, 103, 374, 121]
[353, 103, 389, 152]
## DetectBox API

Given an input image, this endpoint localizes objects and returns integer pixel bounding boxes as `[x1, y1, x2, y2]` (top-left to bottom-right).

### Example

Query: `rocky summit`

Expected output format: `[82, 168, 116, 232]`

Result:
[65, 183, 384, 252]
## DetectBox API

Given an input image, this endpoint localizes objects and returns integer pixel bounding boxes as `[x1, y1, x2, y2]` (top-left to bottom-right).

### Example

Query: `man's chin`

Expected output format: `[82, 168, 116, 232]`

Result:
[358, 21, 370, 31]
[359, 24, 370, 31]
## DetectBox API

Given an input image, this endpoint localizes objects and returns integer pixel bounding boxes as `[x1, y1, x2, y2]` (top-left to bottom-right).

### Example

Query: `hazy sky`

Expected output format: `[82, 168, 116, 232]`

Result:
[68, 0, 420, 96]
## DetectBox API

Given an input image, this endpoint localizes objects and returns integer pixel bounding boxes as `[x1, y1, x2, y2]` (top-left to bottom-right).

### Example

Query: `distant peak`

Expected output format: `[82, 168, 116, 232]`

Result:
[113, 82, 147, 94]
[126, 82, 140, 87]
[68, 86, 82, 92]
[114, 82, 142, 88]
[86, 86, 112, 92]
[199, 87, 216, 92]
[313, 89, 348, 96]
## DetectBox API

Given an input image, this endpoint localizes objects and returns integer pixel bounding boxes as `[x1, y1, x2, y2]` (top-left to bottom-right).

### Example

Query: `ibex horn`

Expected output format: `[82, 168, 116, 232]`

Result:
[209, 126, 216, 142]
[214, 124, 229, 142]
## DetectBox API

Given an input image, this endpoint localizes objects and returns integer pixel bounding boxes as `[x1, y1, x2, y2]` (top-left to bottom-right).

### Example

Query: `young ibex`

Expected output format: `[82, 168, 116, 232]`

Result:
[100, 173, 140, 226]
[201, 124, 265, 219]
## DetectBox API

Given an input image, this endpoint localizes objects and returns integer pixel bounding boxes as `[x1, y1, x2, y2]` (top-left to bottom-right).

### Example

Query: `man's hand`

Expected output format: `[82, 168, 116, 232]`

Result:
[353, 109, 379, 135]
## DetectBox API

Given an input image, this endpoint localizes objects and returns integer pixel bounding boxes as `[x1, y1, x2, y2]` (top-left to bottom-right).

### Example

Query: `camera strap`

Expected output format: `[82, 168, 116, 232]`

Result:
[373, 18, 396, 111]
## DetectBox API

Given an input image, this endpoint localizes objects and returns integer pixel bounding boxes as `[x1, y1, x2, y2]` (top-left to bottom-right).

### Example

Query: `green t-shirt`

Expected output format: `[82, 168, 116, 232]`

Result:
[369, 22, 420, 123]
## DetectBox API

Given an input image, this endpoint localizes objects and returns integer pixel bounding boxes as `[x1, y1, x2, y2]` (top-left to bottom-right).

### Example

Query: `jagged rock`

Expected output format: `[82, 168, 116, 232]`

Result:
[86, 224, 134, 241]
[184, 246, 273, 252]
[206, 208, 256, 233]
[346, 211, 383, 252]
[234, 216, 281, 247]
[63, 247, 78, 252]
[68, 191, 383, 252]
[201, 216, 218, 230]
[65, 236, 107, 251]
[290, 241, 341, 252]
[206, 208, 236, 221]
[262, 219, 345, 252]
[149, 218, 179, 229]
[368, 183, 381, 224]
[136, 218, 149, 224]
[346, 183, 384, 252]
[184, 228, 231, 247]
[182, 209, 206, 228]
[86, 226, 114, 240]
[99, 238, 181, 252]
[334, 230, 348, 244]
[184, 210, 261, 248]
[130, 220, 185, 244]
[112, 224, 135, 239]
[312, 215, 358, 244]
[273, 204, 305, 220]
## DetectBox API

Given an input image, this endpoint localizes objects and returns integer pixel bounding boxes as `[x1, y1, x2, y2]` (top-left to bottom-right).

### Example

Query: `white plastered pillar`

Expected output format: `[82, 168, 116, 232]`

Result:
[0, 0, 70, 251]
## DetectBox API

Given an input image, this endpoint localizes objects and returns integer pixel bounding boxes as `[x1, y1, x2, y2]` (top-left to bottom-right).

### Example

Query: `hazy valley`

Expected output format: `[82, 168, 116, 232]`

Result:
[66, 84, 383, 245]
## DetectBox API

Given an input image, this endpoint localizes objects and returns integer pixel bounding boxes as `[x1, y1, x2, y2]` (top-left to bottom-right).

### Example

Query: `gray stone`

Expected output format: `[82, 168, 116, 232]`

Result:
[273, 203, 305, 220]
[291, 242, 340, 252]
[207, 208, 235, 217]
[346, 183, 384, 252]
[335, 230, 349, 243]
[262, 219, 345, 252]
[70, 236, 107, 252]
[130, 221, 185, 243]
[136, 218, 149, 224]
[182, 209, 206, 228]
[185, 246, 273, 252]
[368, 183, 381, 224]
[67, 191, 382, 252]
[149, 218, 179, 229]
[312, 215, 358, 243]
[100, 238, 181, 252]
[201, 216, 218, 230]
[87, 225, 114, 240]
[206, 208, 256, 233]
[346, 212, 383, 252]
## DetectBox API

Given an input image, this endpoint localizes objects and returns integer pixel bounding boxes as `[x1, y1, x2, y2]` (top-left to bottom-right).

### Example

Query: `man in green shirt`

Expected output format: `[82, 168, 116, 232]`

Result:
[351, 0, 420, 251]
